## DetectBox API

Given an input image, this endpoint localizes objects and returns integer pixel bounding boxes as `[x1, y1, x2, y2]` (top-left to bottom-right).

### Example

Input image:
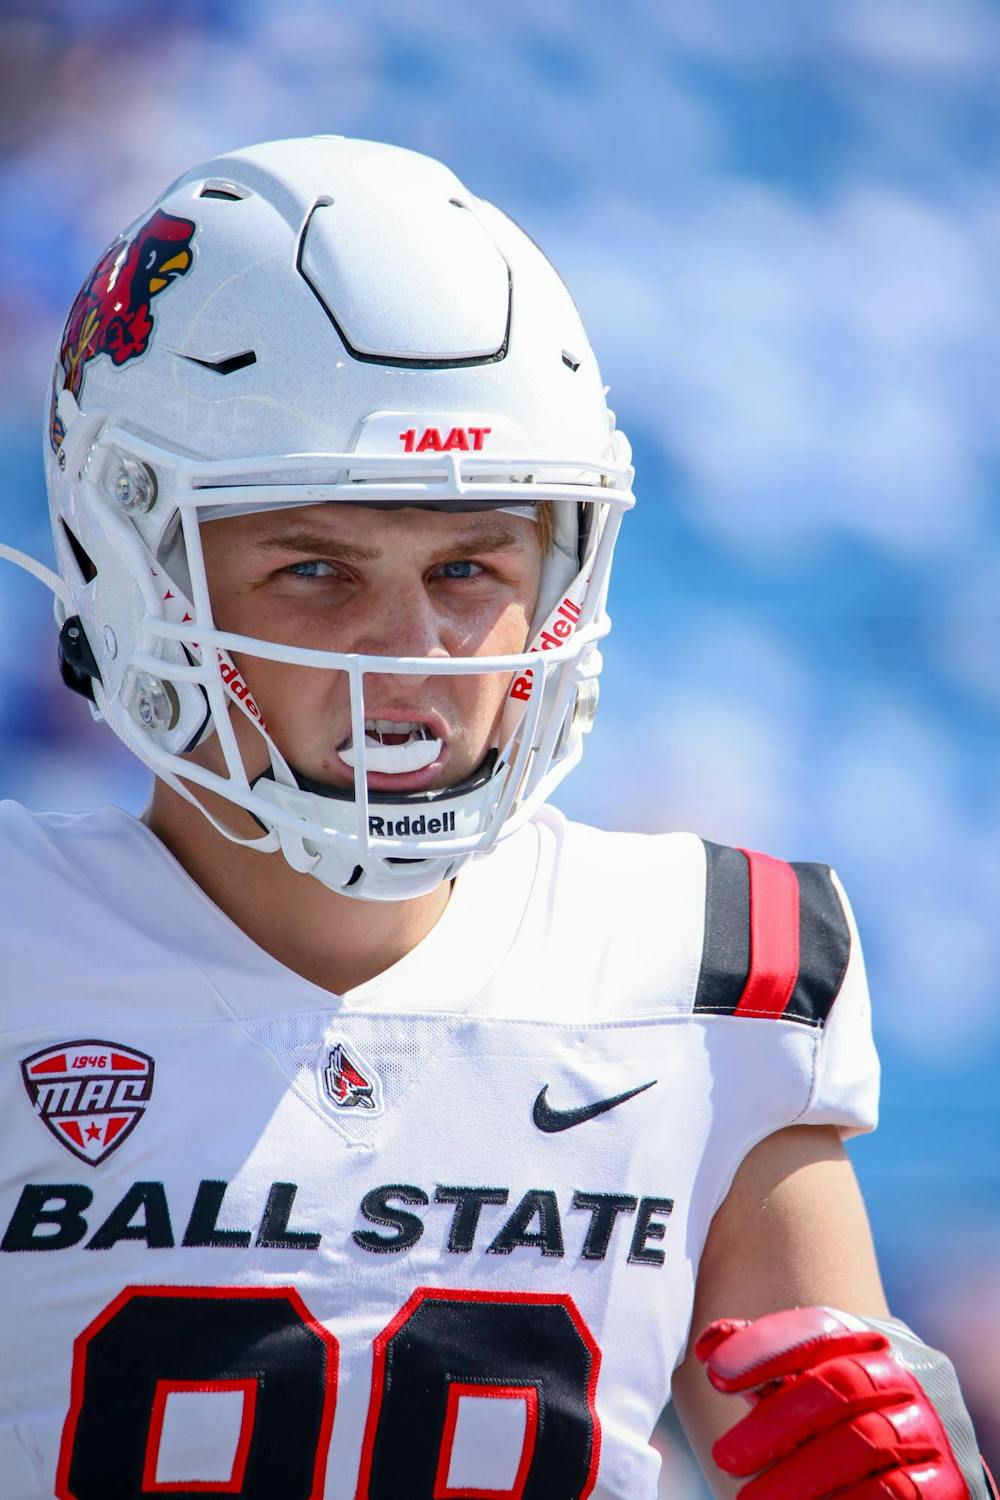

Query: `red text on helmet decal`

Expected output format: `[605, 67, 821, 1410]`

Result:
[398, 426, 492, 453]
[217, 655, 268, 731]
[509, 596, 582, 702]
[50, 209, 196, 450]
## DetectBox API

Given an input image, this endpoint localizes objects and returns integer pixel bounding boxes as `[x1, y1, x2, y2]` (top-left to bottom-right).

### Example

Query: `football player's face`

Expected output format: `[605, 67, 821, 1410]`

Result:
[198, 504, 543, 794]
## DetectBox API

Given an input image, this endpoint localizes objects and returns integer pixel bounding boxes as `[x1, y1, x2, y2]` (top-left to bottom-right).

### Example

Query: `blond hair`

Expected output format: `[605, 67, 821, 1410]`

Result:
[536, 500, 556, 554]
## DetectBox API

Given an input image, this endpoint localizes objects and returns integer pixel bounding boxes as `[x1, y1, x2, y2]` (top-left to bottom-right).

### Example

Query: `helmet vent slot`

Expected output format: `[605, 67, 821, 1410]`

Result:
[180, 350, 257, 375]
[60, 520, 97, 583]
[198, 182, 247, 201]
[562, 351, 581, 371]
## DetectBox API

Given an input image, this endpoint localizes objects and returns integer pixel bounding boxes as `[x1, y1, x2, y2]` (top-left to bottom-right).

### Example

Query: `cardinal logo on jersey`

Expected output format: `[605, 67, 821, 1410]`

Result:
[20, 1040, 154, 1165]
[322, 1042, 382, 1113]
[49, 208, 196, 450]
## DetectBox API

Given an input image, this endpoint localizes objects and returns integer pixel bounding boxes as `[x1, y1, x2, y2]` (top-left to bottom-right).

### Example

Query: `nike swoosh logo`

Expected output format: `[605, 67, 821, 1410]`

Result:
[532, 1079, 657, 1133]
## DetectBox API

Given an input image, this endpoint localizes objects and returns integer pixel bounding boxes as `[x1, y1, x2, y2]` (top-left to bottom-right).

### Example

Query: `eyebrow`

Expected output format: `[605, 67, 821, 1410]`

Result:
[250, 522, 528, 561]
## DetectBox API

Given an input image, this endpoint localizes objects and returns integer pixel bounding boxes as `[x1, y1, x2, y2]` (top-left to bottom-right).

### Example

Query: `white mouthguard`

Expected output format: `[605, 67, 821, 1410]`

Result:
[339, 735, 444, 773]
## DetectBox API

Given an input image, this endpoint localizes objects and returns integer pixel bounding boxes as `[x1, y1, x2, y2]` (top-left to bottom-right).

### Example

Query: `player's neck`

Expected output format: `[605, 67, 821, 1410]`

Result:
[142, 779, 452, 997]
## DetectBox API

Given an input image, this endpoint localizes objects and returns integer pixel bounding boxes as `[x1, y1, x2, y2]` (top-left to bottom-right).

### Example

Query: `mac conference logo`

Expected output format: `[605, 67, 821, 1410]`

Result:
[21, 1039, 154, 1165]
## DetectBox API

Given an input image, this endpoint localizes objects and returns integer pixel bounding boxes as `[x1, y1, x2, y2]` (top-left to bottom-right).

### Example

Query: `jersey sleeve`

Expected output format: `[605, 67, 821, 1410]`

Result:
[694, 842, 879, 1138]
[799, 867, 879, 1136]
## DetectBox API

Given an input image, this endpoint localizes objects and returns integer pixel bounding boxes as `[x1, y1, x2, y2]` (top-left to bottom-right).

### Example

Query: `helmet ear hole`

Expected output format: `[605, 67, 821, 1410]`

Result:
[60, 520, 97, 584]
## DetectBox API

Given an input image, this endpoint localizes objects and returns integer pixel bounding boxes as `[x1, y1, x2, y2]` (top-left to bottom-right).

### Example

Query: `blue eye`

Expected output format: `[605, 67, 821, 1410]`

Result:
[288, 560, 336, 578]
[439, 560, 479, 580]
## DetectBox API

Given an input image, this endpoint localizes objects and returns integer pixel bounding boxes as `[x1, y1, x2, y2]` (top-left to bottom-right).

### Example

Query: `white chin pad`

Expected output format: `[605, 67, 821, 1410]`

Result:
[339, 735, 443, 772]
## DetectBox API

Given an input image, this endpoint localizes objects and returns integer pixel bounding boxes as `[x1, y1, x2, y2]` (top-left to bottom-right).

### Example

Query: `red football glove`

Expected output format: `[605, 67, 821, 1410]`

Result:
[694, 1306, 974, 1500]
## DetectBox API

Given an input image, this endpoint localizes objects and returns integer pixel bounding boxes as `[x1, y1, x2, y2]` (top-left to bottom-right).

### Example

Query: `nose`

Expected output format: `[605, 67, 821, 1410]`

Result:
[349, 577, 451, 674]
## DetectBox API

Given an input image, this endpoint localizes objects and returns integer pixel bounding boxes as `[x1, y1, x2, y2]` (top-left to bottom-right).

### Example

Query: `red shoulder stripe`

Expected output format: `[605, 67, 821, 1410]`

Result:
[694, 841, 849, 1027]
[733, 849, 800, 1018]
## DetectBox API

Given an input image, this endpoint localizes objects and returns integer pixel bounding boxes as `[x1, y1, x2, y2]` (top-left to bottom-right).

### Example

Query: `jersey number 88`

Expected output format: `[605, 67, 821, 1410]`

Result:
[57, 1283, 602, 1499]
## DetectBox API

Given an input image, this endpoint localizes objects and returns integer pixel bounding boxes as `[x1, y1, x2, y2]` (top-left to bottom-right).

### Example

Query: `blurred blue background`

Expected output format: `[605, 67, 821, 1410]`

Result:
[0, 0, 997, 1488]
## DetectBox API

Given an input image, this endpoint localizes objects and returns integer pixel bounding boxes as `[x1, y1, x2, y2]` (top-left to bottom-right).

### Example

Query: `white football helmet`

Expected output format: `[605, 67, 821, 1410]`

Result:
[4, 136, 634, 900]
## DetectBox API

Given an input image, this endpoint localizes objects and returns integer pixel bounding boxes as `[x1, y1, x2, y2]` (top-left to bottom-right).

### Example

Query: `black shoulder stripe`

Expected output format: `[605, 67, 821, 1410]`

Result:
[786, 862, 851, 1025]
[693, 840, 750, 1015]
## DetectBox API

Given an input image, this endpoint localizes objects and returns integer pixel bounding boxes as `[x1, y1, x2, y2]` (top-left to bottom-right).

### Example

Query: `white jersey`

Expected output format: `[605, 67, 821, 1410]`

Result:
[0, 799, 878, 1500]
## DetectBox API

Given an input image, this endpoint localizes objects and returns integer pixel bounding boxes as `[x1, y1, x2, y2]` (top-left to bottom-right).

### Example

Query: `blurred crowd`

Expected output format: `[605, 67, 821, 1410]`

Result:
[0, 0, 997, 1486]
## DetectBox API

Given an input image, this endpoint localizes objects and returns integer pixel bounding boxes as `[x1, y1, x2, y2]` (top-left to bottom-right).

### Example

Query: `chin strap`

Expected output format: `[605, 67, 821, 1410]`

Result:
[0, 540, 287, 857]
[0, 543, 72, 609]
[498, 552, 594, 748]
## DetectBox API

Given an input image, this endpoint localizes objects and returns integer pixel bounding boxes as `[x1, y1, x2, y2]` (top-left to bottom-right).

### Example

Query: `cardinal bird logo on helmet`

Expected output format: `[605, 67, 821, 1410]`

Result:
[323, 1042, 383, 1113]
[50, 208, 196, 450]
